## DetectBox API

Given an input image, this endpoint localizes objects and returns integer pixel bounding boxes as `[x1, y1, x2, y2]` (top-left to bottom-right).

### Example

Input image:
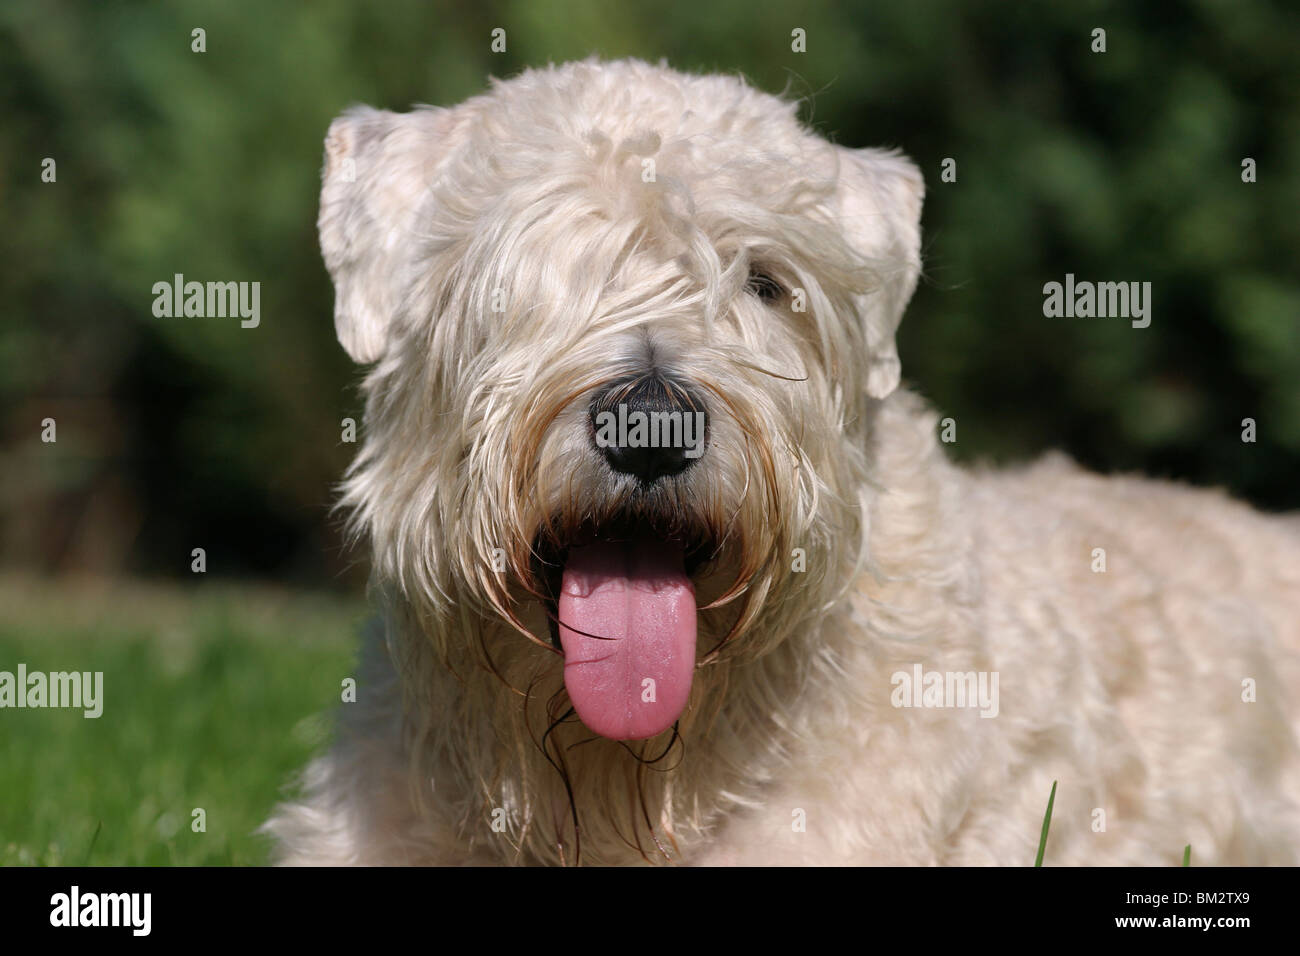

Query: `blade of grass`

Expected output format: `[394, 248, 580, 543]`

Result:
[1183, 844, 1191, 866]
[1034, 780, 1057, 866]
[81, 820, 102, 865]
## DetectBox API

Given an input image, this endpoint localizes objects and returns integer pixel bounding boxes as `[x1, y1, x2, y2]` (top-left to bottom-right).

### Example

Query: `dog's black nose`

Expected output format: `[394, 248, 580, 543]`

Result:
[589, 375, 709, 483]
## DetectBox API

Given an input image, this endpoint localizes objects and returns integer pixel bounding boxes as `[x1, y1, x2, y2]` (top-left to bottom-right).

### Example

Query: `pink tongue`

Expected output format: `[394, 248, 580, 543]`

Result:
[558, 538, 697, 740]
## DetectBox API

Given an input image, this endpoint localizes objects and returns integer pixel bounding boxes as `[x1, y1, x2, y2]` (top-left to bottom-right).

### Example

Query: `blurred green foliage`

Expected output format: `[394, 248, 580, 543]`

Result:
[2, 0, 1297, 583]
[0, 577, 361, 864]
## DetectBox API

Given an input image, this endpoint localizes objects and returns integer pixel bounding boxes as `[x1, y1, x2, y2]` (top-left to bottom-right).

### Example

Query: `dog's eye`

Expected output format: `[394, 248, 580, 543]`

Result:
[746, 268, 784, 304]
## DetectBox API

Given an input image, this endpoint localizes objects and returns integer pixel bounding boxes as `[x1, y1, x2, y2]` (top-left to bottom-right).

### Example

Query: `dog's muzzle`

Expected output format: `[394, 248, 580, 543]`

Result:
[530, 373, 716, 742]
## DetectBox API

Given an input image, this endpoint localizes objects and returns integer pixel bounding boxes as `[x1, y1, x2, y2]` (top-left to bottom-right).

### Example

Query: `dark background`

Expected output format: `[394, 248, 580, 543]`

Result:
[4, 0, 1298, 590]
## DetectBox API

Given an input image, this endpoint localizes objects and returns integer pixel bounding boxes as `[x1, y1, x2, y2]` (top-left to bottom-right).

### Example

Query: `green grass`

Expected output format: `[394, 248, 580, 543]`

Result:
[1034, 780, 1057, 867]
[0, 575, 362, 865]
[1033, 780, 1192, 865]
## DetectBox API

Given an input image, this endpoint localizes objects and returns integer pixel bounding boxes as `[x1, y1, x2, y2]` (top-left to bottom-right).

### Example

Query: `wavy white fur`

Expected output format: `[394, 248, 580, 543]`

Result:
[264, 59, 1300, 866]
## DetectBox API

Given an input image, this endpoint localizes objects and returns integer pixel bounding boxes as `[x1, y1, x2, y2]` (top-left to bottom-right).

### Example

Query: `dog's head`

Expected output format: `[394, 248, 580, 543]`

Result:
[320, 59, 923, 743]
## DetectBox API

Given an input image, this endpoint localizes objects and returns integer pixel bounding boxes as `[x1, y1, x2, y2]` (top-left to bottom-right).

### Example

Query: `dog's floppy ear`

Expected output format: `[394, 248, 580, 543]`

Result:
[319, 105, 458, 363]
[833, 147, 924, 400]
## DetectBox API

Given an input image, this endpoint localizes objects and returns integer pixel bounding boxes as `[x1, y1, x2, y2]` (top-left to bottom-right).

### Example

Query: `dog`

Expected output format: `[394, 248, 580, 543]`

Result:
[264, 58, 1300, 865]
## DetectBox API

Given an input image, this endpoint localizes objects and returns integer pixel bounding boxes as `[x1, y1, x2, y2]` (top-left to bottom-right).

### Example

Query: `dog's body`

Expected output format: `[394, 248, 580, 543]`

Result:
[265, 59, 1300, 865]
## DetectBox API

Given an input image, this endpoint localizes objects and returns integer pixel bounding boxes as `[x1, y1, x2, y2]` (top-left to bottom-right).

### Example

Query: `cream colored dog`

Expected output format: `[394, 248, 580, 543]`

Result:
[265, 59, 1300, 865]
